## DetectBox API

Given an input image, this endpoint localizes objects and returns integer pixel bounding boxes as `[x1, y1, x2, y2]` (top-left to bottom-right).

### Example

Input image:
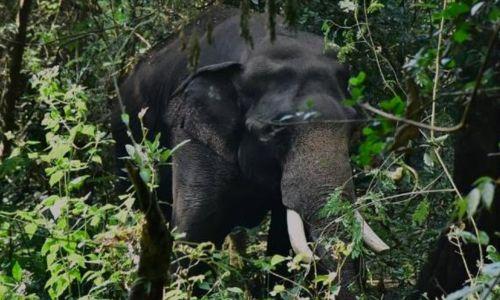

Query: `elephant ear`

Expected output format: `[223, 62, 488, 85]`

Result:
[169, 62, 244, 162]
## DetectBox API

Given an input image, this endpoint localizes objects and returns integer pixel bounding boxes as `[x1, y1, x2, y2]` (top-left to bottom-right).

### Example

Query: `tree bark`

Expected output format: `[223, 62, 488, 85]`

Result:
[415, 23, 500, 298]
[416, 94, 500, 298]
[126, 162, 173, 300]
[1, 0, 32, 158]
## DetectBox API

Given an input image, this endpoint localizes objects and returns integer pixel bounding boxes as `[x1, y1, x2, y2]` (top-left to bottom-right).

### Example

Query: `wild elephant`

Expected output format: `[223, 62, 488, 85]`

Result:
[112, 6, 388, 297]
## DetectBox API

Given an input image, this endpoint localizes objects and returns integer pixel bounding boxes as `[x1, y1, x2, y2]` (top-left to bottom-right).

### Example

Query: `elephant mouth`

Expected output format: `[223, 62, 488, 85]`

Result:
[286, 209, 389, 264]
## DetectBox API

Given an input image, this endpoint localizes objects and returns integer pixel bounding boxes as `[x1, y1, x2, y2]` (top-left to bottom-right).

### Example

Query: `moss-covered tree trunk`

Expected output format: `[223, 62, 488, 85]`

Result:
[126, 163, 173, 300]
[417, 82, 500, 297]
[1, 0, 32, 158]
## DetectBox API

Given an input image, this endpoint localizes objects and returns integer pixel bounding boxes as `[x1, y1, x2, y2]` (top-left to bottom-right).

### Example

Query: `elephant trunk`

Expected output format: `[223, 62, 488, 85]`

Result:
[281, 125, 388, 265]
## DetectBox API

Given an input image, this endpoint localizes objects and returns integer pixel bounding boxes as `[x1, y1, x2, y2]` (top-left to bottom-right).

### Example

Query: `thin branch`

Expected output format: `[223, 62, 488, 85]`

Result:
[359, 102, 462, 132]
[360, 24, 499, 134]
[430, 0, 447, 140]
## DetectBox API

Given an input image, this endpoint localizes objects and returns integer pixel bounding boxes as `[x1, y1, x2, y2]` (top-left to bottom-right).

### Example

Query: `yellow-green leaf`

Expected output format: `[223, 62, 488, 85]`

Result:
[49, 170, 64, 187]
[24, 223, 37, 239]
[12, 261, 22, 282]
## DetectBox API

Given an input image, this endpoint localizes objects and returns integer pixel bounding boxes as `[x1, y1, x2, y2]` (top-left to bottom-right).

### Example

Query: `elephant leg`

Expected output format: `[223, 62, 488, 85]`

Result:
[267, 206, 291, 256]
[171, 134, 240, 247]
[266, 206, 292, 290]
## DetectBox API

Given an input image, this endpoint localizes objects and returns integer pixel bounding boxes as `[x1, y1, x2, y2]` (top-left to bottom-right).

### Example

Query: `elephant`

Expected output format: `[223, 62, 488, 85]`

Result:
[112, 6, 389, 297]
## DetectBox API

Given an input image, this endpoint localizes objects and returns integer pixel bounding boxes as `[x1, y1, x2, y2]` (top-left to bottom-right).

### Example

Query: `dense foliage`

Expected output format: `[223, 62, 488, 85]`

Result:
[0, 0, 498, 299]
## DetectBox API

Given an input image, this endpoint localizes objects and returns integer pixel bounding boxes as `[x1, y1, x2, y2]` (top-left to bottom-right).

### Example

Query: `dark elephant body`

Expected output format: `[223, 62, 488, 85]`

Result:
[113, 7, 376, 297]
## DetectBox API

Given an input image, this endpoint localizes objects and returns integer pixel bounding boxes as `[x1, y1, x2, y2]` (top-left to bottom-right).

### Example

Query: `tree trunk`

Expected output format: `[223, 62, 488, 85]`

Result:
[1, 0, 32, 158]
[416, 96, 500, 297]
[415, 23, 500, 298]
[125, 162, 173, 300]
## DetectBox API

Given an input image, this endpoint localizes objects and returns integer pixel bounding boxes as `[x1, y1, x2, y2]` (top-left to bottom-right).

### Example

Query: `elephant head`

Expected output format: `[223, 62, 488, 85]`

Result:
[171, 34, 389, 288]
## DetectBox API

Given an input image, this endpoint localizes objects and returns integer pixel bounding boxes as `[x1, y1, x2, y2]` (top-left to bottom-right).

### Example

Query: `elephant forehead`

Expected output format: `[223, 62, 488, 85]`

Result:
[242, 54, 334, 83]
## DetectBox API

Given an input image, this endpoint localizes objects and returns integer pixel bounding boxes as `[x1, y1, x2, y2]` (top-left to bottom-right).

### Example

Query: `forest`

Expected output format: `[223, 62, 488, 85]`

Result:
[0, 0, 499, 299]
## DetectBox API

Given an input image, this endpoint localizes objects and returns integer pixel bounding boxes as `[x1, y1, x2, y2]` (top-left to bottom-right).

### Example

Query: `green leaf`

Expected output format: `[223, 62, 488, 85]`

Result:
[412, 199, 430, 225]
[423, 151, 434, 168]
[48, 143, 71, 160]
[349, 71, 366, 86]
[50, 197, 67, 220]
[68, 175, 90, 191]
[486, 245, 500, 262]
[473, 176, 493, 185]
[91, 155, 102, 164]
[121, 113, 130, 126]
[453, 27, 469, 44]
[227, 287, 243, 294]
[270, 284, 285, 296]
[49, 170, 64, 187]
[455, 196, 467, 219]
[458, 230, 489, 246]
[125, 144, 135, 158]
[471, 2, 484, 16]
[367, 1, 384, 14]
[339, 0, 356, 13]
[24, 223, 37, 239]
[380, 96, 405, 116]
[160, 149, 172, 162]
[440, 3, 470, 19]
[90, 215, 101, 227]
[466, 188, 480, 218]
[314, 274, 330, 284]
[139, 168, 151, 184]
[115, 210, 128, 223]
[80, 125, 95, 137]
[479, 182, 495, 209]
[489, 7, 500, 21]
[68, 253, 85, 268]
[270, 254, 287, 266]
[41, 194, 59, 206]
[12, 261, 22, 282]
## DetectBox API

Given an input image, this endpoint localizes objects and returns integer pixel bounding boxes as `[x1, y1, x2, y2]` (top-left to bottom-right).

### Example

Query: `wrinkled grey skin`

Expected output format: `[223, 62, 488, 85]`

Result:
[113, 7, 358, 298]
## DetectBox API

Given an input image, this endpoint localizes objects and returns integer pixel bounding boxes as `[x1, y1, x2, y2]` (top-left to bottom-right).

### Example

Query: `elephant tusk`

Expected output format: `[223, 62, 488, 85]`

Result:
[286, 210, 389, 263]
[355, 211, 390, 253]
[286, 209, 315, 263]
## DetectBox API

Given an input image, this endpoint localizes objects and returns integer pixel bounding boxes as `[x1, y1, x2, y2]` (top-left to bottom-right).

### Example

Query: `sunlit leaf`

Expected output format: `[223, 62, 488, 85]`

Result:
[139, 168, 151, 184]
[121, 113, 129, 126]
[367, 1, 384, 14]
[12, 261, 22, 282]
[453, 27, 469, 43]
[412, 199, 430, 225]
[68, 175, 90, 191]
[471, 2, 484, 16]
[479, 181, 495, 209]
[466, 188, 480, 218]
[227, 287, 243, 294]
[24, 223, 37, 239]
[423, 152, 434, 168]
[48, 143, 71, 160]
[458, 230, 489, 245]
[125, 144, 135, 158]
[49, 170, 64, 187]
[349, 71, 366, 86]
[50, 197, 67, 220]
[270, 254, 287, 266]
